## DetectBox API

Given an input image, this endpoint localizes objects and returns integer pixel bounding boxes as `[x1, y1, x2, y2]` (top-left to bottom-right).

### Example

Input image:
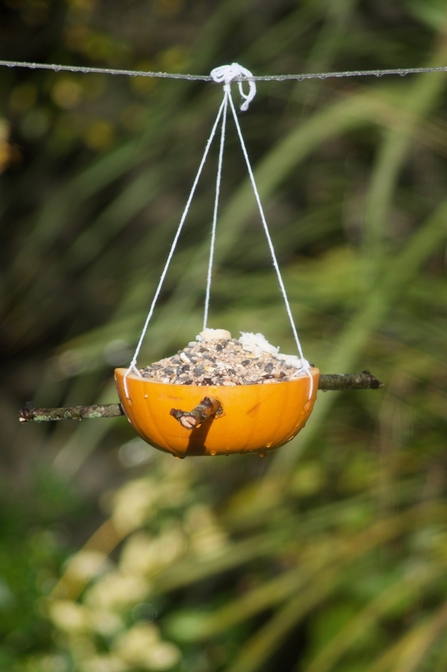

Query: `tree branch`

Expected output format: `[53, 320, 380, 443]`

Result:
[18, 372, 383, 423]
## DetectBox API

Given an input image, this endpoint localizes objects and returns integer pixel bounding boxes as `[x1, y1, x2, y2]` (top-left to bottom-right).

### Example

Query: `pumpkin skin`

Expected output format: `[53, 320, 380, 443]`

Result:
[114, 367, 319, 457]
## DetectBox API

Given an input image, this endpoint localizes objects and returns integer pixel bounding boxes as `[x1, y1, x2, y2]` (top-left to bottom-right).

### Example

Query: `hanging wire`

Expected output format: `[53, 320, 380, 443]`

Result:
[1, 59, 447, 82]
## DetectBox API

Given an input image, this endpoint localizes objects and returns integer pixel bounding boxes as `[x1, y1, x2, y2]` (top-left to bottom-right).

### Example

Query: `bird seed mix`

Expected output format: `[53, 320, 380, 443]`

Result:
[140, 330, 310, 386]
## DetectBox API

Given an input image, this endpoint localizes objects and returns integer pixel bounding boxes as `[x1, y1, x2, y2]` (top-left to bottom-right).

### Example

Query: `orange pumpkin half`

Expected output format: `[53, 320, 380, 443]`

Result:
[114, 367, 319, 457]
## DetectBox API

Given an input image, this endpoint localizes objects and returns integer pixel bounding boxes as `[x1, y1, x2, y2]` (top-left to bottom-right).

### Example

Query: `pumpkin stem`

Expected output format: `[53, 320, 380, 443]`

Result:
[170, 396, 223, 429]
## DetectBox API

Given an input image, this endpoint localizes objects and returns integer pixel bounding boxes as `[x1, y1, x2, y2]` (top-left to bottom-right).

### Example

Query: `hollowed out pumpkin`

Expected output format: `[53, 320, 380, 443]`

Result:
[114, 367, 319, 457]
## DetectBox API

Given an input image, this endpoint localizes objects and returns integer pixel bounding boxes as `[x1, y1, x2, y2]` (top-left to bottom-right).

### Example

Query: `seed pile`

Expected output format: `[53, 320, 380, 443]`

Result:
[140, 337, 308, 387]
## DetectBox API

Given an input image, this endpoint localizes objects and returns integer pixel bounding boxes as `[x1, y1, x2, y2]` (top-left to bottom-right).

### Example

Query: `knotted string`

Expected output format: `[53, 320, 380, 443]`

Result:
[210, 63, 257, 111]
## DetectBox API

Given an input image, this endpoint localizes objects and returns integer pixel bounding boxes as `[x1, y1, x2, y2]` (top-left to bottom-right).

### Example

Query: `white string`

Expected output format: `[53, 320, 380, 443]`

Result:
[223, 72, 314, 398]
[123, 94, 227, 397]
[2, 59, 447, 82]
[203, 92, 228, 330]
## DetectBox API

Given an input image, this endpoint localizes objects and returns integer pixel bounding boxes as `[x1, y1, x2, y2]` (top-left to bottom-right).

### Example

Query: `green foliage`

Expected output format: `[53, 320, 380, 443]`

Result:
[1, 0, 447, 670]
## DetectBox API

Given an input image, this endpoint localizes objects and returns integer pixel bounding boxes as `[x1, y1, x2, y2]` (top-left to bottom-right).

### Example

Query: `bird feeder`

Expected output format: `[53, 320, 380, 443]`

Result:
[115, 365, 319, 458]
[114, 64, 319, 457]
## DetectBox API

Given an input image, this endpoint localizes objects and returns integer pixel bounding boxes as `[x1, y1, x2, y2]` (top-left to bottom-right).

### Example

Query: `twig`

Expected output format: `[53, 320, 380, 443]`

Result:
[18, 371, 383, 423]
[170, 397, 223, 429]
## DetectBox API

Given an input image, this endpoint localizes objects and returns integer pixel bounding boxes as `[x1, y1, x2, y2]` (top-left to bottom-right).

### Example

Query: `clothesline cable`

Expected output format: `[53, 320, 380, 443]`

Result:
[2, 59, 447, 82]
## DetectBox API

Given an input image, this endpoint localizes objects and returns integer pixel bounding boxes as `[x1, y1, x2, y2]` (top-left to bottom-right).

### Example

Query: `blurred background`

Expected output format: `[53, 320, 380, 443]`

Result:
[1, 1, 447, 670]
